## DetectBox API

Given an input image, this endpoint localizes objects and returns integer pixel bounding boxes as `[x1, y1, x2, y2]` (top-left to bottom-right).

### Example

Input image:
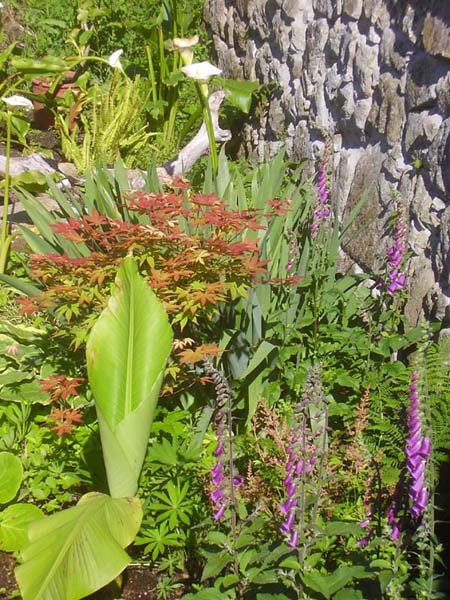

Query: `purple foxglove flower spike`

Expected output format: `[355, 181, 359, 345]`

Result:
[311, 142, 331, 239]
[204, 358, 243, 523]
[384, 209, 408, 297]
[406, 371, 430, 520]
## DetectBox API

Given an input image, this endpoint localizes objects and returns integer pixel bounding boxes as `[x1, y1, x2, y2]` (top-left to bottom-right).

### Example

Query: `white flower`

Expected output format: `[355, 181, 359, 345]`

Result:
[108, 49, 124, 70]
[171, 35, 199, 50]
[181, 61, 222, 82]
[0, 2, 4, 8]
[169, 35, 199, 66]
[2, 95, 34, 112]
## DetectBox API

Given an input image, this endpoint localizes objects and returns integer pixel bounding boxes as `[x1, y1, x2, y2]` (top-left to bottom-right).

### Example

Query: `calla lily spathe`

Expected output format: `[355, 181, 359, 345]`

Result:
[181, 61, 222, 82]
[108, 49, 124, 70]
[2, 95, 34, 112]
[169, 35, 199, 66]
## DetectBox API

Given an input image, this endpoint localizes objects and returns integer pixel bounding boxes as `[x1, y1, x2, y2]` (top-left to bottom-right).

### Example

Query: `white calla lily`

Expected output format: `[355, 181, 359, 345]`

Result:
[169, 35, 199, 66]
[181, 61, 222, 82]
[2, 95, 34, 112]
[108, 49, 124, 70]
[171, 35, 199, 50]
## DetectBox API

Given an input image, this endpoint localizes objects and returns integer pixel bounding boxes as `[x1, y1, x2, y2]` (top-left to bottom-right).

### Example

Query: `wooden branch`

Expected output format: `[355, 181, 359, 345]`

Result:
[0, 91, 231, 190]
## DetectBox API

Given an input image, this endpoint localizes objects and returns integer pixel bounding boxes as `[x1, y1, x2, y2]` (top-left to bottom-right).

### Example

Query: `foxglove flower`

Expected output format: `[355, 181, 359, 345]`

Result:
[280, 366, 327, 548]
[357, 506, 373, 547]
[204, 359, 243, 521]
[406, 371, 430, 519]
[387, 477, 403, 542]
[311, 144, 331, 239]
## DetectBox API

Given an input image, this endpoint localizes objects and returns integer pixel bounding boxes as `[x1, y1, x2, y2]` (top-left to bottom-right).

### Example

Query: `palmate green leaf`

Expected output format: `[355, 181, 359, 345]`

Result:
[15, 492, 142, 600]
[86, 257, 172, 497]
[0, 452, 23, 504]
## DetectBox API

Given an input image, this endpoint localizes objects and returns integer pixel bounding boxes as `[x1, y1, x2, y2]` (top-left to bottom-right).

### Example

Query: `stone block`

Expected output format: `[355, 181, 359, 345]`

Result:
[404, 111, 443, 155]
[427, 118, 450, 197]
[374, 73, 405, 145]
[412, 175, 439, 230]
[343, 0, 362, 20]
[437, 72, 450, 117]
[354, 39, 380, 97]
[423, 9, 450, 59]
[437, 206, 450, 285]
[404, 256, 436, 325]
[405, 54, 447, 111]
[341, 144, 385, 273]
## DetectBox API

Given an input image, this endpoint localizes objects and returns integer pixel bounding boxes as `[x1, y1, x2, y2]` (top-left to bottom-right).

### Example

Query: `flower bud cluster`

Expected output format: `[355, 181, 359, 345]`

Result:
[406, 371, 430, 519]
[311, 147, 331, 239]
[386, 212, 408, 296]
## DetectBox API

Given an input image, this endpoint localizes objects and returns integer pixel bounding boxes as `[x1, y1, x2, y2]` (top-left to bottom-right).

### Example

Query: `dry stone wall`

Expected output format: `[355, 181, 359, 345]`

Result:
[204, 0, 450, 329]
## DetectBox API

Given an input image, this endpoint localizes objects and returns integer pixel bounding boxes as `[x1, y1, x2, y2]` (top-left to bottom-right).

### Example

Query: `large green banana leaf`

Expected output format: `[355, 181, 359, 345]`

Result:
[86, 257, 173, 498]
[15, 492, 142, 600]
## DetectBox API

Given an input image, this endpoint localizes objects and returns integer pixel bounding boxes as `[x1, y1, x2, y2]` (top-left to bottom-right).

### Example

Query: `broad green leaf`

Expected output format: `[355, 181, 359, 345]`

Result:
[12, 170, 48, 192]
[11, 56, 69, 76]
[183, 590, 225, 600]
[0, 321, 43, 340]
[0, 503, 44, 552]
[0, 452, 23, 504]
[0, 43, 16, 71]
[15, 492, 142, 600]
[302, 567, 372, 599]
[322, 521, 364, 537]
[256, 593, 295, 600]
[1, 380, 49, 405]
[86, 257, 172, 497]
[201, 551, 233, 582]
[333, 590, 364, 600]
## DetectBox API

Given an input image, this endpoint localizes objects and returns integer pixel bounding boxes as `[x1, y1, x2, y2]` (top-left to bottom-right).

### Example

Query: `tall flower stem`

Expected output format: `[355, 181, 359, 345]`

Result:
[0, 109, 12, 274]
[204, 358, 239, 575]
[197, 85, 219, 173]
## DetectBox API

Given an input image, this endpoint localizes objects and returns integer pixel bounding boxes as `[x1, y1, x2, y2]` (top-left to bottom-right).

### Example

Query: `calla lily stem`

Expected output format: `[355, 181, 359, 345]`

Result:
[197, 85, 219, 173]
[0, 109, 12, 273]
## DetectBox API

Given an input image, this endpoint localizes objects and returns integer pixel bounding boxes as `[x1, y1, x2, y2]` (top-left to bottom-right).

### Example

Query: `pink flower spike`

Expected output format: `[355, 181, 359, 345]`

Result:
[213, 503, 226, 521]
